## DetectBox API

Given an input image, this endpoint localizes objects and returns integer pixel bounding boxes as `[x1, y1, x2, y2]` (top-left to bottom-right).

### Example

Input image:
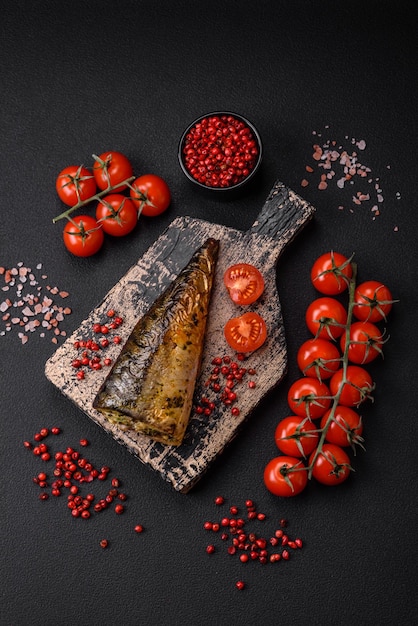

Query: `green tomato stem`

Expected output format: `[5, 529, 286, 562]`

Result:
[52, 176, 136, 223]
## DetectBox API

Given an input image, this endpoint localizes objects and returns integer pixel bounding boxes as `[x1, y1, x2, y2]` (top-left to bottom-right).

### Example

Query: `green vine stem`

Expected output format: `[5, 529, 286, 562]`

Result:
[52, 176, 136, 223]
[306, 261, 367, 479]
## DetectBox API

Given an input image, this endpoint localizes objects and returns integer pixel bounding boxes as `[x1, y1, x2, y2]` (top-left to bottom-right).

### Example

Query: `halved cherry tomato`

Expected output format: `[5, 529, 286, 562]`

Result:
[305, 297, 348, 340]
[309, 443, 352, 486]
[320, 406, 364, 448]
[96, 194, 138, 237]
[352, 280, 394, 322]
[63, 215, 104, 257]
[56, 165, 97, 206]
[310, 251, 353, 295]
[297, 338, 341, 379]
[340, 321, 384, 364]
[224, 311, 267, 353]
[287, 377, 332, 420]
[93, 151, 133, 191]
[329, 366, 374, 407]
[275, 416, 319, 457]
[223, 263, 265, 305]
[263, 456, 308, 497]
[129, 174, 171, 217]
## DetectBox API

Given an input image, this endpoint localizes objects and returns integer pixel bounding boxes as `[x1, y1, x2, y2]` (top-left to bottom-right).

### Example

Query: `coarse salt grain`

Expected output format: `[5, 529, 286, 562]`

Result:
[301, 127, 397, 219]
[0, 262, 72, 345]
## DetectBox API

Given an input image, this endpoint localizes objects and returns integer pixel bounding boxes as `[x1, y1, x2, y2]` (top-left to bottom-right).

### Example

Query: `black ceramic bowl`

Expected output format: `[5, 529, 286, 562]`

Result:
[178, 111, 263, 194]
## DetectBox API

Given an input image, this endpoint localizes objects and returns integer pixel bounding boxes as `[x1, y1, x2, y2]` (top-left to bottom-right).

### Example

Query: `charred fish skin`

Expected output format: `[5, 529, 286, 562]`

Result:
[93, 238, 219, 446]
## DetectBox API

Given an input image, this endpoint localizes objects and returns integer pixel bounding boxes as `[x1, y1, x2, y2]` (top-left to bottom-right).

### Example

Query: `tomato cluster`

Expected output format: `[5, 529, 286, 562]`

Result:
[222, 263, 267, 353]
[264, 251, 396, 497]
[55, 151, 171, 257]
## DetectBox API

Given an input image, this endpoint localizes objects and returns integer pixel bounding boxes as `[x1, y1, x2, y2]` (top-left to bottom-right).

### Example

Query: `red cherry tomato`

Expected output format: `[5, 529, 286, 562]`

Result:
[352, 280, 394, 322]
[320, 406, 364, 448]
[224, 311, 267, 353]
[95, 194, 138, 237]
[93, 151, 133, 191]
[275, 416, 319, 457]
[297, 338, 341, 379]
[63, 215, 104, 257]
[287, 377, 332, 420]
[263, 456, 308, 497]
[129, 174, 171, 216]
[223, 263, 265, 306]
[309, 443, 352, 486]
[330, 366, 374, 407]
[311, 251, 353, 295]
[305, 297, 348, 340]
[56, 165, 97, 206]
[340, 321, 384, 364]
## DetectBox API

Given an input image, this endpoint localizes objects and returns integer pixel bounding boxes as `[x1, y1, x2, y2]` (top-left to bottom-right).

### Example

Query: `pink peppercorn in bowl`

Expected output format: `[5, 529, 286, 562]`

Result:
[178, 112, 263, 195]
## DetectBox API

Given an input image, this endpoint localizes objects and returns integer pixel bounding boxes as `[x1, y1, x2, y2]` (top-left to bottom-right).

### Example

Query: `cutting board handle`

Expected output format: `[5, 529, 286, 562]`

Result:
[249, 180, 315, 249]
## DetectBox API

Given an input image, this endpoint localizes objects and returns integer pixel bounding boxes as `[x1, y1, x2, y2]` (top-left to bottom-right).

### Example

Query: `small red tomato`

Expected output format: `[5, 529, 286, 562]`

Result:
[340, 321, 384, 364]
[305, 297, 348, 340]
[63, 215, 104, 257]
[287, 377, 332, 420]
[320, 406, 364, 448]
[330, 366, 374, 407]
[129, 174, 171, 216]
[352, 281, 394, 322]
[224, 311, 267, 353]
[96, 194, 138, 237]
[309, 443, 352, 486]
[275, 416, 319, 457]
[223, 263, 265, 306]
[263, 456, 308, 497]
[311, 251, 353, 295]
[297, 338, 341, 379]
[93, 151, 133, 191]
[56, 165, 97, 206]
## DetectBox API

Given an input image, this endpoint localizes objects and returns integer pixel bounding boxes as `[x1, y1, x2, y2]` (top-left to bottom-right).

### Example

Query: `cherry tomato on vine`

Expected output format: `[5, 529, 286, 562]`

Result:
[263, 456, 308, 497]
[223, 263, 265, 306]
[309, 443, 352, 486]
[297, 338, 341, 379]
[340, 321, 384, 364]
[320, 406, 364, 448]
[352, 280, 394, 322]
[224, 311, 267, 353]
[56, 165, 97, 206]
[305, 297, 348, 340]
[330, 365, 374, 407]
[129, 174, 171, 216]
[287, 377, 332, 420]
[95, 194, 138, 237]
[93, 151, 133, 191]
[63, 215, 104, 257]
[275, 416, 319, 457]
[311, 251, 353, 295]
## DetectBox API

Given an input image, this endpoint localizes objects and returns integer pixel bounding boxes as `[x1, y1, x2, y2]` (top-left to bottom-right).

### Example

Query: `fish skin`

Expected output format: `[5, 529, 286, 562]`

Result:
[93, 238, 219, 446]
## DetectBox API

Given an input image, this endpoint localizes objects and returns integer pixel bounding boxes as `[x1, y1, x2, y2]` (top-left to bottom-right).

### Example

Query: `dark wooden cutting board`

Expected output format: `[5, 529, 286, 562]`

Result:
[45, 180, 315, 492]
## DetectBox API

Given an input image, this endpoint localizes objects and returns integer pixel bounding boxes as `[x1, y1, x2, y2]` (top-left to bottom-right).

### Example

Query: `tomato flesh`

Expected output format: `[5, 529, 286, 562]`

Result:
[223, 263, 265, 305]
[224, 311, 267, 353]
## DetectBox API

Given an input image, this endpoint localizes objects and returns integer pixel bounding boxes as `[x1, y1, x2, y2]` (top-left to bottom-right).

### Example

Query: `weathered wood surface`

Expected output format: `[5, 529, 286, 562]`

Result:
[45, 181, 315, 492]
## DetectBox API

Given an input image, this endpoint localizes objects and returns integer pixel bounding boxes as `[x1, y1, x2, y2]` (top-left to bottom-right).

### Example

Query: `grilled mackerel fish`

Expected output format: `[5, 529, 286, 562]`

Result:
[93, 238, 219, 446]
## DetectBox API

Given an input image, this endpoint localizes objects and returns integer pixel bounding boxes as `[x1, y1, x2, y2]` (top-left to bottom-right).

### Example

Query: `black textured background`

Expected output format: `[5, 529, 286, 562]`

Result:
[1, 2, 417, 625]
